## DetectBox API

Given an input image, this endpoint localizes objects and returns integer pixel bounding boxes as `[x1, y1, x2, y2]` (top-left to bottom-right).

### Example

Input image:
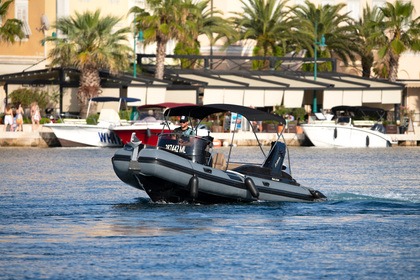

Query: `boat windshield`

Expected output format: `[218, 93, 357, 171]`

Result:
[157, 133, 213, 165]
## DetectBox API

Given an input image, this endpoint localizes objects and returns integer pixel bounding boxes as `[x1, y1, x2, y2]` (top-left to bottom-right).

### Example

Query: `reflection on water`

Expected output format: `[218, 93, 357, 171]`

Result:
[0, 146, 419, 279]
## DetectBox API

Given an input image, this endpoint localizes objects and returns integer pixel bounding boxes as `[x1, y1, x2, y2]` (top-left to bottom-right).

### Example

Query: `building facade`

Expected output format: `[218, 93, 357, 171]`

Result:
[0, 0, 418, 123]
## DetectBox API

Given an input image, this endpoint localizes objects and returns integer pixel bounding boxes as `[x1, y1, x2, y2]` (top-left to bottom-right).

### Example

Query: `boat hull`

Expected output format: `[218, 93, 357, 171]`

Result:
[301, 124, 395, 148]
[44, 123, 122, 147]
[133, 148, 323, 204]
[111, 144, 144, 190]
[111, 124, 172, 145]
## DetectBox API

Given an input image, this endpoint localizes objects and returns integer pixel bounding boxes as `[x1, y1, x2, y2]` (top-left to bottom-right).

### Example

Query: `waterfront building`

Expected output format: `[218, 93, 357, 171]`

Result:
[0, 0, 418, 125]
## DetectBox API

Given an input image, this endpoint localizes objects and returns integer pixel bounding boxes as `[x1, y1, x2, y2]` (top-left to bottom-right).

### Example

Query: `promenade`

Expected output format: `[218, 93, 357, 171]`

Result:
[0, 125, 59, 148]
[0, 124, 419, 147]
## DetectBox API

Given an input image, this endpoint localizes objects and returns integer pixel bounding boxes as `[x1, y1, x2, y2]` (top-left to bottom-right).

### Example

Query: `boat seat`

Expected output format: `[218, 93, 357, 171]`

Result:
[212, 153, 226, 170]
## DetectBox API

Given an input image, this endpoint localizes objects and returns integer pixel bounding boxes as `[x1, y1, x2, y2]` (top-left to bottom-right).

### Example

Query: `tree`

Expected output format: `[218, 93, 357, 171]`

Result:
[173, 0, 237, 69]
[231, 0, 291, 69]
[290, 0, 359, 72]
[354, 4, 385, 78]
[377, 0, 420, 82]
[130, 0, 186, 79]
[45, 10, 132, 116]
[0, 0, 24, 43]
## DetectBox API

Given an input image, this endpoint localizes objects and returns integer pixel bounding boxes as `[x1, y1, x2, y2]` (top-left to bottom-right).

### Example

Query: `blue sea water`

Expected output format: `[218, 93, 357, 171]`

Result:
[0, 146, 419, 280]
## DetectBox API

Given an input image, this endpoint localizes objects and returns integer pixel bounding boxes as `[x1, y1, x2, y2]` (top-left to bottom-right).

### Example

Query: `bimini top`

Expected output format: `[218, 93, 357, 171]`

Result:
[331, 106, 386, 119]
[90, 96, 141, 103]
[164, 103, 286, 124]
[137, 102, 196, 110]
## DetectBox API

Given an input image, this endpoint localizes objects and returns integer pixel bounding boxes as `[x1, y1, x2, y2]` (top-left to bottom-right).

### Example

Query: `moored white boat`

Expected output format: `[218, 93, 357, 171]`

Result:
[300, 123, 395, 147]
[44, 96, 140, 147]
[301, 106, 397, 148]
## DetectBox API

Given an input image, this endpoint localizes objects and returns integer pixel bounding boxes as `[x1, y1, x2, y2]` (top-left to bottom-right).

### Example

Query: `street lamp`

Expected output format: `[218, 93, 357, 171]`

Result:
[312, 21, 326, 113]
[133, 30, 144, 77]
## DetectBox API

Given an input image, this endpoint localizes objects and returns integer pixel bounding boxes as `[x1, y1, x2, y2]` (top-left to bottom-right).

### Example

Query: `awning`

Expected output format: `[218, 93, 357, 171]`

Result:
[165, 90, 197, 103]
[342, 90, 362, 106]
[127, 87, 147, 106]
[203, 88, 224, 104]
[283, 90, 304, 108]
[264, 89, 283, 107]
[145, 87, 167, 104]
[382, 90, 402, 104]
[362, 90, 382, 103]
[223, 89, 244, 105]
[323, 90, 343, 109]
[243, 89, 265, 107]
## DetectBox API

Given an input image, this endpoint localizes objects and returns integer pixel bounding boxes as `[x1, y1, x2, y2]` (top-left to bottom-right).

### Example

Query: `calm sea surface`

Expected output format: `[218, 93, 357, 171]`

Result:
[0, 146, 419, 280]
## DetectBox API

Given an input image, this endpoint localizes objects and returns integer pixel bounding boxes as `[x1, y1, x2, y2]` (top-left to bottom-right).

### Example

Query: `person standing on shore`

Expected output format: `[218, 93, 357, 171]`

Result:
[31, 102, 41, 131]
[15, 103, 24, 132]
[3, 104, 13, 131]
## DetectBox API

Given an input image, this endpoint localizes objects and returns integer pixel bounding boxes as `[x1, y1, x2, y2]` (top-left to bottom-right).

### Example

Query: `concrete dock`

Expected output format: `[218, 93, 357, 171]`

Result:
[0, 124, 419, 147]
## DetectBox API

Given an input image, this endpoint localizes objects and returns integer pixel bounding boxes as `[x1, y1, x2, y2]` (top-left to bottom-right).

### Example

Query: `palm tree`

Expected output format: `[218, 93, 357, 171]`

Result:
[376, 0, 420, 82]
[45, 10, 132, 116]
[130, 0, 186, 79]
[354, 4, 385, 78]
[0, 0, 24, 43]
[289, 0, 358, 72]
[173, 0, 237, 69]
[231, 0, 291, 70]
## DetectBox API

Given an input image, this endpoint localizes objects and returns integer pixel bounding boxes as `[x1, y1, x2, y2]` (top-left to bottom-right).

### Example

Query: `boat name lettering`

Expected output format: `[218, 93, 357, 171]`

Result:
[98, 132, 122, 144]
[165, 144, 186, 153]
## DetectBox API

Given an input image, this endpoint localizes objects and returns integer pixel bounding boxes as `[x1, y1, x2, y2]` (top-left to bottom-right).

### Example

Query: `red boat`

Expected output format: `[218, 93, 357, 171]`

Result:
[111, 103, 193, 145]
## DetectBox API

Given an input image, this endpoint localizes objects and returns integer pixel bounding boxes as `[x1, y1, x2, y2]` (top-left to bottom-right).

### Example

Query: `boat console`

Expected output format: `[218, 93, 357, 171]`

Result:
[157, 133, 213, 165]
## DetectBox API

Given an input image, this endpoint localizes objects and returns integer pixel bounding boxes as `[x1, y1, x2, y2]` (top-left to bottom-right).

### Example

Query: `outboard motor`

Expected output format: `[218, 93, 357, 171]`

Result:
[262, 141, 286, 177]
[371, 123, 386, 134]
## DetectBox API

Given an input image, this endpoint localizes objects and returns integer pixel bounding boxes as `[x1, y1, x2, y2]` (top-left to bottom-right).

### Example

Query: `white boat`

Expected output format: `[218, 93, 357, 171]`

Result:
[301, 106, 397, 148]
[44, 96, 140, 147]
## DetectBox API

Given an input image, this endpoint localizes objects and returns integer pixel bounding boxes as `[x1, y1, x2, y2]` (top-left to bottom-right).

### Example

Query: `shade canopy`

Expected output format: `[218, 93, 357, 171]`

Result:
[164, 103, 286, 124]
[90, 97, 141, 103]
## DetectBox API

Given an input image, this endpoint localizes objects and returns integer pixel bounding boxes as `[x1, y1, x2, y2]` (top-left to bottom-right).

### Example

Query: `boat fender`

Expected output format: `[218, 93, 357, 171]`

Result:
[146, 128, 152, 138]
[366, 136, 369, 147]
[189, 175, 199, 199]
[245, 177, 259, 198]
[333, 127, 337, 139]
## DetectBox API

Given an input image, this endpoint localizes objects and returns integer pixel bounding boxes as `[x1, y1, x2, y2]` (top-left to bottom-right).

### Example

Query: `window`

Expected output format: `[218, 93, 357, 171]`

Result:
[15, 0, 31, 37]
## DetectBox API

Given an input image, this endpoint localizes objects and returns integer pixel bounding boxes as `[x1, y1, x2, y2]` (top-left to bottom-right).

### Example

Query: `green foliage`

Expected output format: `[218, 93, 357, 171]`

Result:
[8, 88, 59, 114]
[119, 110, 130, 121]
[291, 107, 306, 121]
[174, 41, 201, 69]
[86, 114, 99, 125]
[272, 105, 289, 117]
[273, 105, 306, 122]
[40, 117, 51, 124]
[0, 0, 25, 43]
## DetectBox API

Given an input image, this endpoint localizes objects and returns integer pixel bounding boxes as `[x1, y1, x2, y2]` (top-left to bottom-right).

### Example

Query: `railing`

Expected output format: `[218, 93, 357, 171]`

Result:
[136, 54, 337, 72]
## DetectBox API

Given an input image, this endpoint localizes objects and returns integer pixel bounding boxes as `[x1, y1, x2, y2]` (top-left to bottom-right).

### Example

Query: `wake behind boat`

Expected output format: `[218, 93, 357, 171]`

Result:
[301, 106, 397, 148]
[44, 97, 140, 147]
[112, 104, 326, 204]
